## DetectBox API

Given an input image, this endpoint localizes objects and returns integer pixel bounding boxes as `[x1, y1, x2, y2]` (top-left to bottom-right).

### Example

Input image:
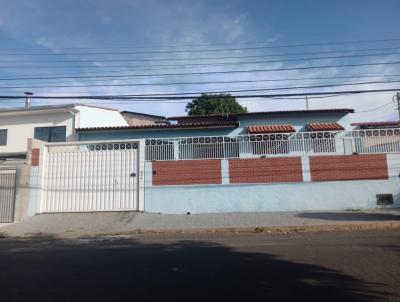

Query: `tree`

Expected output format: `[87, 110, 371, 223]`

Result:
[185, 93, 247, 116]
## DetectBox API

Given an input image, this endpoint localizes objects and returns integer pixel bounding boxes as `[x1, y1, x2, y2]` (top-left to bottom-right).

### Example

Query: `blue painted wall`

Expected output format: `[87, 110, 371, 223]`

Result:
[143, 154, 400, 214]
[145, 179, 400, 214]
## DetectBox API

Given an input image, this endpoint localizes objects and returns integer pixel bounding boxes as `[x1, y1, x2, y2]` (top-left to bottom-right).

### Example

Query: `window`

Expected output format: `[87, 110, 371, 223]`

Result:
[34, 126, 66, 142]
[0, 129, 7, 146]
[377, 194, 393, 206]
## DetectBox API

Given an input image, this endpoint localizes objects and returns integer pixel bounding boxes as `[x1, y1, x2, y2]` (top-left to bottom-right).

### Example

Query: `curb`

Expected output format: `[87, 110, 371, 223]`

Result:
[89, 221, 400, 238]
[1, 221, 399, 240]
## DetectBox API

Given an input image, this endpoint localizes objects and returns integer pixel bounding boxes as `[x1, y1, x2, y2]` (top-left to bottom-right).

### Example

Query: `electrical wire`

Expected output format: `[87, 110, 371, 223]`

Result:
[2, 37, 400, 56]
[0, 88, 399, 100]
[1, 60, 400, 82]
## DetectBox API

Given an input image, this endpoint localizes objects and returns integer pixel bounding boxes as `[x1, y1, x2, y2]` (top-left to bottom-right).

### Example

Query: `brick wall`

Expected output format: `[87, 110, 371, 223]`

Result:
[31, 148, 40, 166]
[310, 154, 388, 182]
[229, 157, 303, 184]
[152, 160, 222, 186]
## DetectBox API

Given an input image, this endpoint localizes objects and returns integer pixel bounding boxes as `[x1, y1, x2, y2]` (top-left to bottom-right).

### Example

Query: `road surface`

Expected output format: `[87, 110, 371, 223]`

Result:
[0, 229, 399, 301]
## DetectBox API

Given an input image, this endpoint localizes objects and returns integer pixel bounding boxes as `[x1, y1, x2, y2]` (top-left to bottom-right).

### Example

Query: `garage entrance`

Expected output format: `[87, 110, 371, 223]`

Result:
[40, 142, 139, 213]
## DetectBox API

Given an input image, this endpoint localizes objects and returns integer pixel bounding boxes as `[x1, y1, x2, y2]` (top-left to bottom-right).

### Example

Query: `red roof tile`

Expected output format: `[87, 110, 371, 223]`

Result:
[351, 121, 400, 128]
[76, 122, 239, 132]
[248, 124, 295, 134]
[308, 123, 344, 131]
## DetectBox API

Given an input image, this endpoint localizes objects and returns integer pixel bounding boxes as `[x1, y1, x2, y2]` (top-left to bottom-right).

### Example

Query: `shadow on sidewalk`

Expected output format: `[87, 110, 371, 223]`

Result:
[0, 237, 392, 302]
[297, 211, 400, 221]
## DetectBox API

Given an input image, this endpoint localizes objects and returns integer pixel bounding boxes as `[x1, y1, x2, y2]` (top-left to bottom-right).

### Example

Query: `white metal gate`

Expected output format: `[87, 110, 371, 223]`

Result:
[40, 143, 138, 213]
[0, 168, 16, 222]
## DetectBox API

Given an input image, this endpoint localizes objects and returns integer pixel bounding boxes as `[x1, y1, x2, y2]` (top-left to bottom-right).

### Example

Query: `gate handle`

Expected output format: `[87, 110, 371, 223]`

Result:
[130, 172, 136, 177]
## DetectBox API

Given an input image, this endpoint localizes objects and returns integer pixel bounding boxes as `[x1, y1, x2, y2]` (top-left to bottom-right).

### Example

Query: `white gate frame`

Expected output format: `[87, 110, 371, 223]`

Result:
[36, 139, 146, 214]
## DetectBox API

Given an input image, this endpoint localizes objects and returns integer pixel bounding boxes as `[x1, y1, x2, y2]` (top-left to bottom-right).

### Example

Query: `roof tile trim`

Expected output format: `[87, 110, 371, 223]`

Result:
[307, 122, 344, 131]
[351, 121, 400, 127]
[76, 121, 239, 132]
[248, 124, 295, 134]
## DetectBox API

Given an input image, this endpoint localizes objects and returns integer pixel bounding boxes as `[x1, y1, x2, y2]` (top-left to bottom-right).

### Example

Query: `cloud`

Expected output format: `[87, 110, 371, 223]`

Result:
[0, 0, 398, 122]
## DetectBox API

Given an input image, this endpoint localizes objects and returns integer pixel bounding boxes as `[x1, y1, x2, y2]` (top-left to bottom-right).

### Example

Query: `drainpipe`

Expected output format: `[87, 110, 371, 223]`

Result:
[68, 108, 79, 141]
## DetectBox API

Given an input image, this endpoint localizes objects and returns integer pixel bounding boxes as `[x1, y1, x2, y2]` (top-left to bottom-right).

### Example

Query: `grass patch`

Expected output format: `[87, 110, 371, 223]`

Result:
[254, 227, 265, 233]
[0, 232, 7, 239]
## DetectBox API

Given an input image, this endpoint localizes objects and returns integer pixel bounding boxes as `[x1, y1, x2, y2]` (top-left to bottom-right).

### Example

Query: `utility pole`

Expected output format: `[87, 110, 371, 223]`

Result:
[305, 95, 309, 110]
[24, 92, 33, 107]
[397, 92, 400, 122]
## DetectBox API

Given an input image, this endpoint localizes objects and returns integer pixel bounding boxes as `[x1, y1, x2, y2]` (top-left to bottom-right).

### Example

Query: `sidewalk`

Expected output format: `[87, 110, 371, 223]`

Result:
[1, 209, 399, 238]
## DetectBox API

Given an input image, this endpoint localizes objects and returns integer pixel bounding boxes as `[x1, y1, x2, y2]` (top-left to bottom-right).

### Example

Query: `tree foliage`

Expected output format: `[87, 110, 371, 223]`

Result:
[185, 93, 248, 116]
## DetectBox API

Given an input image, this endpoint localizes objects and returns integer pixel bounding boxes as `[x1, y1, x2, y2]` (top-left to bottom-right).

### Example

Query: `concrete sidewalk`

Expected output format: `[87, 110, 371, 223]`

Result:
[1, 209, 399, 238]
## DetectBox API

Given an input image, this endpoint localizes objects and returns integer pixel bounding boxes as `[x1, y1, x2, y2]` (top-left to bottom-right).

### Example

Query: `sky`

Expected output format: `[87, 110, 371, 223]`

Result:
[0, 0, 400, 121]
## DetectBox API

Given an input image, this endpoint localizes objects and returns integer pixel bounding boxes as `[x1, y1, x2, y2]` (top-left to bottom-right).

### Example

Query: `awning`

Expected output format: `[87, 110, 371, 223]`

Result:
[307, 123, 344, 131]
[247, 124, 296, 134]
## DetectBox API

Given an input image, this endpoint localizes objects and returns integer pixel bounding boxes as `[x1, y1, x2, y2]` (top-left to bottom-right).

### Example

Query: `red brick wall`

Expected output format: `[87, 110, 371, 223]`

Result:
[152, 160, 221, 186]
[310, 154, 388, 182]
[229, 157, 303, 184]
[31, 148, 40, 166]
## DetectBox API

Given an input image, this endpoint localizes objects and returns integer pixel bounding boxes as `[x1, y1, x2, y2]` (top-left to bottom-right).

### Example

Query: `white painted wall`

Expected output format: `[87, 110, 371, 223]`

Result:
[0, 111, 74, 154]
[0, 105, 128, 154]
[75, 106, 128, 128]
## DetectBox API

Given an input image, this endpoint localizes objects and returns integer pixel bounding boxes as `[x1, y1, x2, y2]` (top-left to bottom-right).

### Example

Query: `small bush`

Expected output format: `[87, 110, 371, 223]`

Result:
[254, 227, 265, 233]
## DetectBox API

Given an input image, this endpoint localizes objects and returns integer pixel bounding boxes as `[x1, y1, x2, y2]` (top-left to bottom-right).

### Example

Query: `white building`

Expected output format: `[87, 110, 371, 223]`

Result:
[0, 104, 128, 158]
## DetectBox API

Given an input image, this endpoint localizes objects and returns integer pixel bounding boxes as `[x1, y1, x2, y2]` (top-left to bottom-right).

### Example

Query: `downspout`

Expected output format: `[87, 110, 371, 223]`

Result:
[68, 108, 79, 141]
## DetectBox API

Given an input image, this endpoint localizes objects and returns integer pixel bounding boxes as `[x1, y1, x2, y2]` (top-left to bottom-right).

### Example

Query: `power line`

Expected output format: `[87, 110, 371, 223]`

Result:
[0, 91, 396, 105]
[0, 51, 398, 76]
[2, 37, 400, 56]
[1, 49, 399, 66]
[0, 88, 399, 100]
[1, 60, 400, 82]
[0, 79, 399, 94]
[355, 100, 394, 113]
[3, 73, 400, 89]
[1, 47, 399, 78]
[4, 37, 400, 51]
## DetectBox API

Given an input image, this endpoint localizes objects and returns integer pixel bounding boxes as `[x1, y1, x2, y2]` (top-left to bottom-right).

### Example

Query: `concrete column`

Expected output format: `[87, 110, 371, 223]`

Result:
[301, 156, 311, 182]
[221, 159, 230, 184]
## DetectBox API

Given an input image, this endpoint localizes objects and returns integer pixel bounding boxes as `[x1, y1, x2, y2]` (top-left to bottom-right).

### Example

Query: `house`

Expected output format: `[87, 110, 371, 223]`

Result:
[0, 103, 128, 223]
[77, 108, 355, 141]
[3, 106, 399, 222]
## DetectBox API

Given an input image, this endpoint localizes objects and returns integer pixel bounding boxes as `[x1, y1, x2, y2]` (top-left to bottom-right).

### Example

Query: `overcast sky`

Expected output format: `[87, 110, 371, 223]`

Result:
[0, 0, 399, 121]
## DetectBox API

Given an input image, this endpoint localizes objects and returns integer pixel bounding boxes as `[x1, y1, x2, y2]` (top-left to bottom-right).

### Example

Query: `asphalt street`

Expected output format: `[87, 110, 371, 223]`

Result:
[0, 229, 399, 301]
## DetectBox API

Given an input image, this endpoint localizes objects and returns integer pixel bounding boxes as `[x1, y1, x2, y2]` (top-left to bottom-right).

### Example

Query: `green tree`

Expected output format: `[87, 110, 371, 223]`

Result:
[185, 93, 247, 116]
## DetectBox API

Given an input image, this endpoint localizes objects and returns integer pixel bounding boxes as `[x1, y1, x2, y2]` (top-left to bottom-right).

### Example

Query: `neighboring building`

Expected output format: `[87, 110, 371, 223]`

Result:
[0, 104, 128, 159]
[0, 103, 127, 223]
[121, 110, 166, 126]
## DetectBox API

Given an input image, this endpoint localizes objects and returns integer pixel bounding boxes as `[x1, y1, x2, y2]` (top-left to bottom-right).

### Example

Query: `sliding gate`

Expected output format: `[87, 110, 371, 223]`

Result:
[40, 142, 139, 213]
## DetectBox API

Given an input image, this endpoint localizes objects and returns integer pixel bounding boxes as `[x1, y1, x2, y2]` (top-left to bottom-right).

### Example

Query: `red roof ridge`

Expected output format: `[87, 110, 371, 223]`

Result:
[248, 124, 295, 134]
[76, 121, 239, 132]
[308, 122, 344, 131]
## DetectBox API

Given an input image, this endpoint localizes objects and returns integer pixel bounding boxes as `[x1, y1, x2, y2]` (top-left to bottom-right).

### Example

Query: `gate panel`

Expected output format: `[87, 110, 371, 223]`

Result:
[41, 148, 138, 213]
[0, 168, 16, 223]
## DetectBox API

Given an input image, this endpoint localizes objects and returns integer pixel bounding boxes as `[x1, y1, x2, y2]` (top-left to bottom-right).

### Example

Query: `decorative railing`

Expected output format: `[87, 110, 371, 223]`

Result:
[144, 128, 400, 161]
